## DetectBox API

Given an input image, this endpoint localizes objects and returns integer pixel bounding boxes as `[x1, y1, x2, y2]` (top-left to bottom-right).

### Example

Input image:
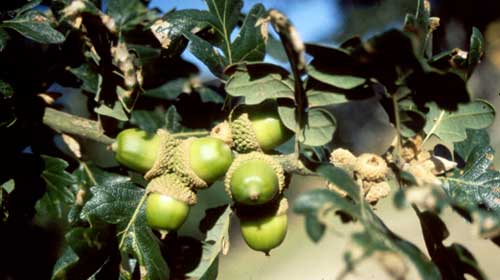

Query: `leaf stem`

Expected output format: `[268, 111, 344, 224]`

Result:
[171, 130, 210, 138]
[118, 192, 148, 249]
[82, 161, 98, 186]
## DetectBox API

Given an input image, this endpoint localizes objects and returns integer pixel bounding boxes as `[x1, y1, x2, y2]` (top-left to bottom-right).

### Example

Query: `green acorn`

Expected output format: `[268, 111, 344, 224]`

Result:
[112, 128, 161, 173]
[225, 152, 285, 205]
[172, 136, 233, 189]
[144, 129, 180, 180]
[145, 174, 197, 237]
[230, 102, 293, 153]
[238, 197, 289, 255]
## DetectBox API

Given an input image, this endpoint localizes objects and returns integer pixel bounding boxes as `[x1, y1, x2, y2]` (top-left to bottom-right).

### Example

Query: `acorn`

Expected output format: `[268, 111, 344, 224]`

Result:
[225, 152, 285, 205]
[172, 136, 233, 189]
[230, 102, 293, 153]
[145, 174, 197, 236]
[112, 128, 161, 173]
[238, 197, 289, 255]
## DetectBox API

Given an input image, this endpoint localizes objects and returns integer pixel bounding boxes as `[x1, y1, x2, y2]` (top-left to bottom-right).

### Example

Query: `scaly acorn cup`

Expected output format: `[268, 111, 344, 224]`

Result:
[354, 153, 388, 182]
[112, 128, 161, 173]
[145, 174, 197, 238]
[230, 102, 293, 153]
[144, 129, 180, 180]
[225, 152, 285, 205]
[173, 136, 233, 189]
[238, 197, 289, 255]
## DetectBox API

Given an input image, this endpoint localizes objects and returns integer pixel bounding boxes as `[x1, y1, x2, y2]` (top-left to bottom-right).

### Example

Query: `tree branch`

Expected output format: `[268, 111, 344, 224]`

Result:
[42, 107, 318, 176]
[42, 107, 115, 145]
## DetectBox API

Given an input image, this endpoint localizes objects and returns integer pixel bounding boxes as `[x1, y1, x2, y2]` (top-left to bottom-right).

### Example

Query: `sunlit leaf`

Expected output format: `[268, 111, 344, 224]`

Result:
[231, 4, 266, 62]
[225, 62, 295, 105]
[299, 108, 336, 146]
[94, 101, 128, 121]
[423, 100, 495, 143]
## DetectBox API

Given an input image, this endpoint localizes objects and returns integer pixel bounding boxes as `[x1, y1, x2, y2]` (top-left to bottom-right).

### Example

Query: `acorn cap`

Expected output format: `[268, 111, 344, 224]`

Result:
[363, 180, 391, 204]
[330, 148, 357, 171]
[235, 196, 288, 220]
[144, 129, 179, 181]
[146, 173, 197, 205]
[230, 113, 262, 153]
[224, 152, 285, 199]
[354, 153, 388, 182]
[172, 138, 208, 189]
[210, 121, 233, 146]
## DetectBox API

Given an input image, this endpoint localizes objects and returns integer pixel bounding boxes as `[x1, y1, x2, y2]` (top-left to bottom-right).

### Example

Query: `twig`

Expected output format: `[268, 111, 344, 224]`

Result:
[43, 107, 115, 145]
[267, 10, 308, 158]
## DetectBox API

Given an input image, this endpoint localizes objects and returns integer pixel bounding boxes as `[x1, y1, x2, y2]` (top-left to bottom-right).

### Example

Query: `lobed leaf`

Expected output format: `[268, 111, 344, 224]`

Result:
[106, 0, 150, 31]
[416, 211, 488, 280]
[81, 181, 169, 280]
[231, 4, 267, 62]
[94, 101, 128, 121]
[299, 108, 336, 146]
[295, 185, 441, 279]
[36, 156, 76, 219]
[121, 210, 170, 280]
[423, 100, 495, 143]
[225, 62, 295, 105]
[184, 31, 227, 78]
[444, 146, 500, 212]
[306, 44, 366, 90]
[80, 181, 143, 224]
[204, 0, 243, 59]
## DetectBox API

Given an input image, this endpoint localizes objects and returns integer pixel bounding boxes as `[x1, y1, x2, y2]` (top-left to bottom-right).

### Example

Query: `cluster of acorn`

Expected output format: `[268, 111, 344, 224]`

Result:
[112, 103, 293, 254]
[328, 148, 390, 204]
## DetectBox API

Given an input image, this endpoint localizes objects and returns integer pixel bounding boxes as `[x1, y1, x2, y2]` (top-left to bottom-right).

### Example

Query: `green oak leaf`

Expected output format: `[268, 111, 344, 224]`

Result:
[51, 246, 79, 280]
[81, 182, 169, 280]
[294, 188, 441, 280]
[68, 64, 102, 96]
[445, 136, 500, 213]
[225, 62, 295, 105]
[416, 211, 488, 280]
[231, 4, 266, 62]
[204, 0, 243, 59]
[2, 11, 65, 44]
[0, 28, 10, 51]
[36, 155, 76, 219]
[299, 108, 336, 146]
[423, 100, 495, 143]
[467, 27, 485, 77]
[187, 205, 232, 279]
[94, 101, 128, 121]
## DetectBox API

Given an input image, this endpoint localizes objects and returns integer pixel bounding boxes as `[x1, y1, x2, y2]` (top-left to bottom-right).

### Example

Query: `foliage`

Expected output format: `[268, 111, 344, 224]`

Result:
[0, 0, 498, 279]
